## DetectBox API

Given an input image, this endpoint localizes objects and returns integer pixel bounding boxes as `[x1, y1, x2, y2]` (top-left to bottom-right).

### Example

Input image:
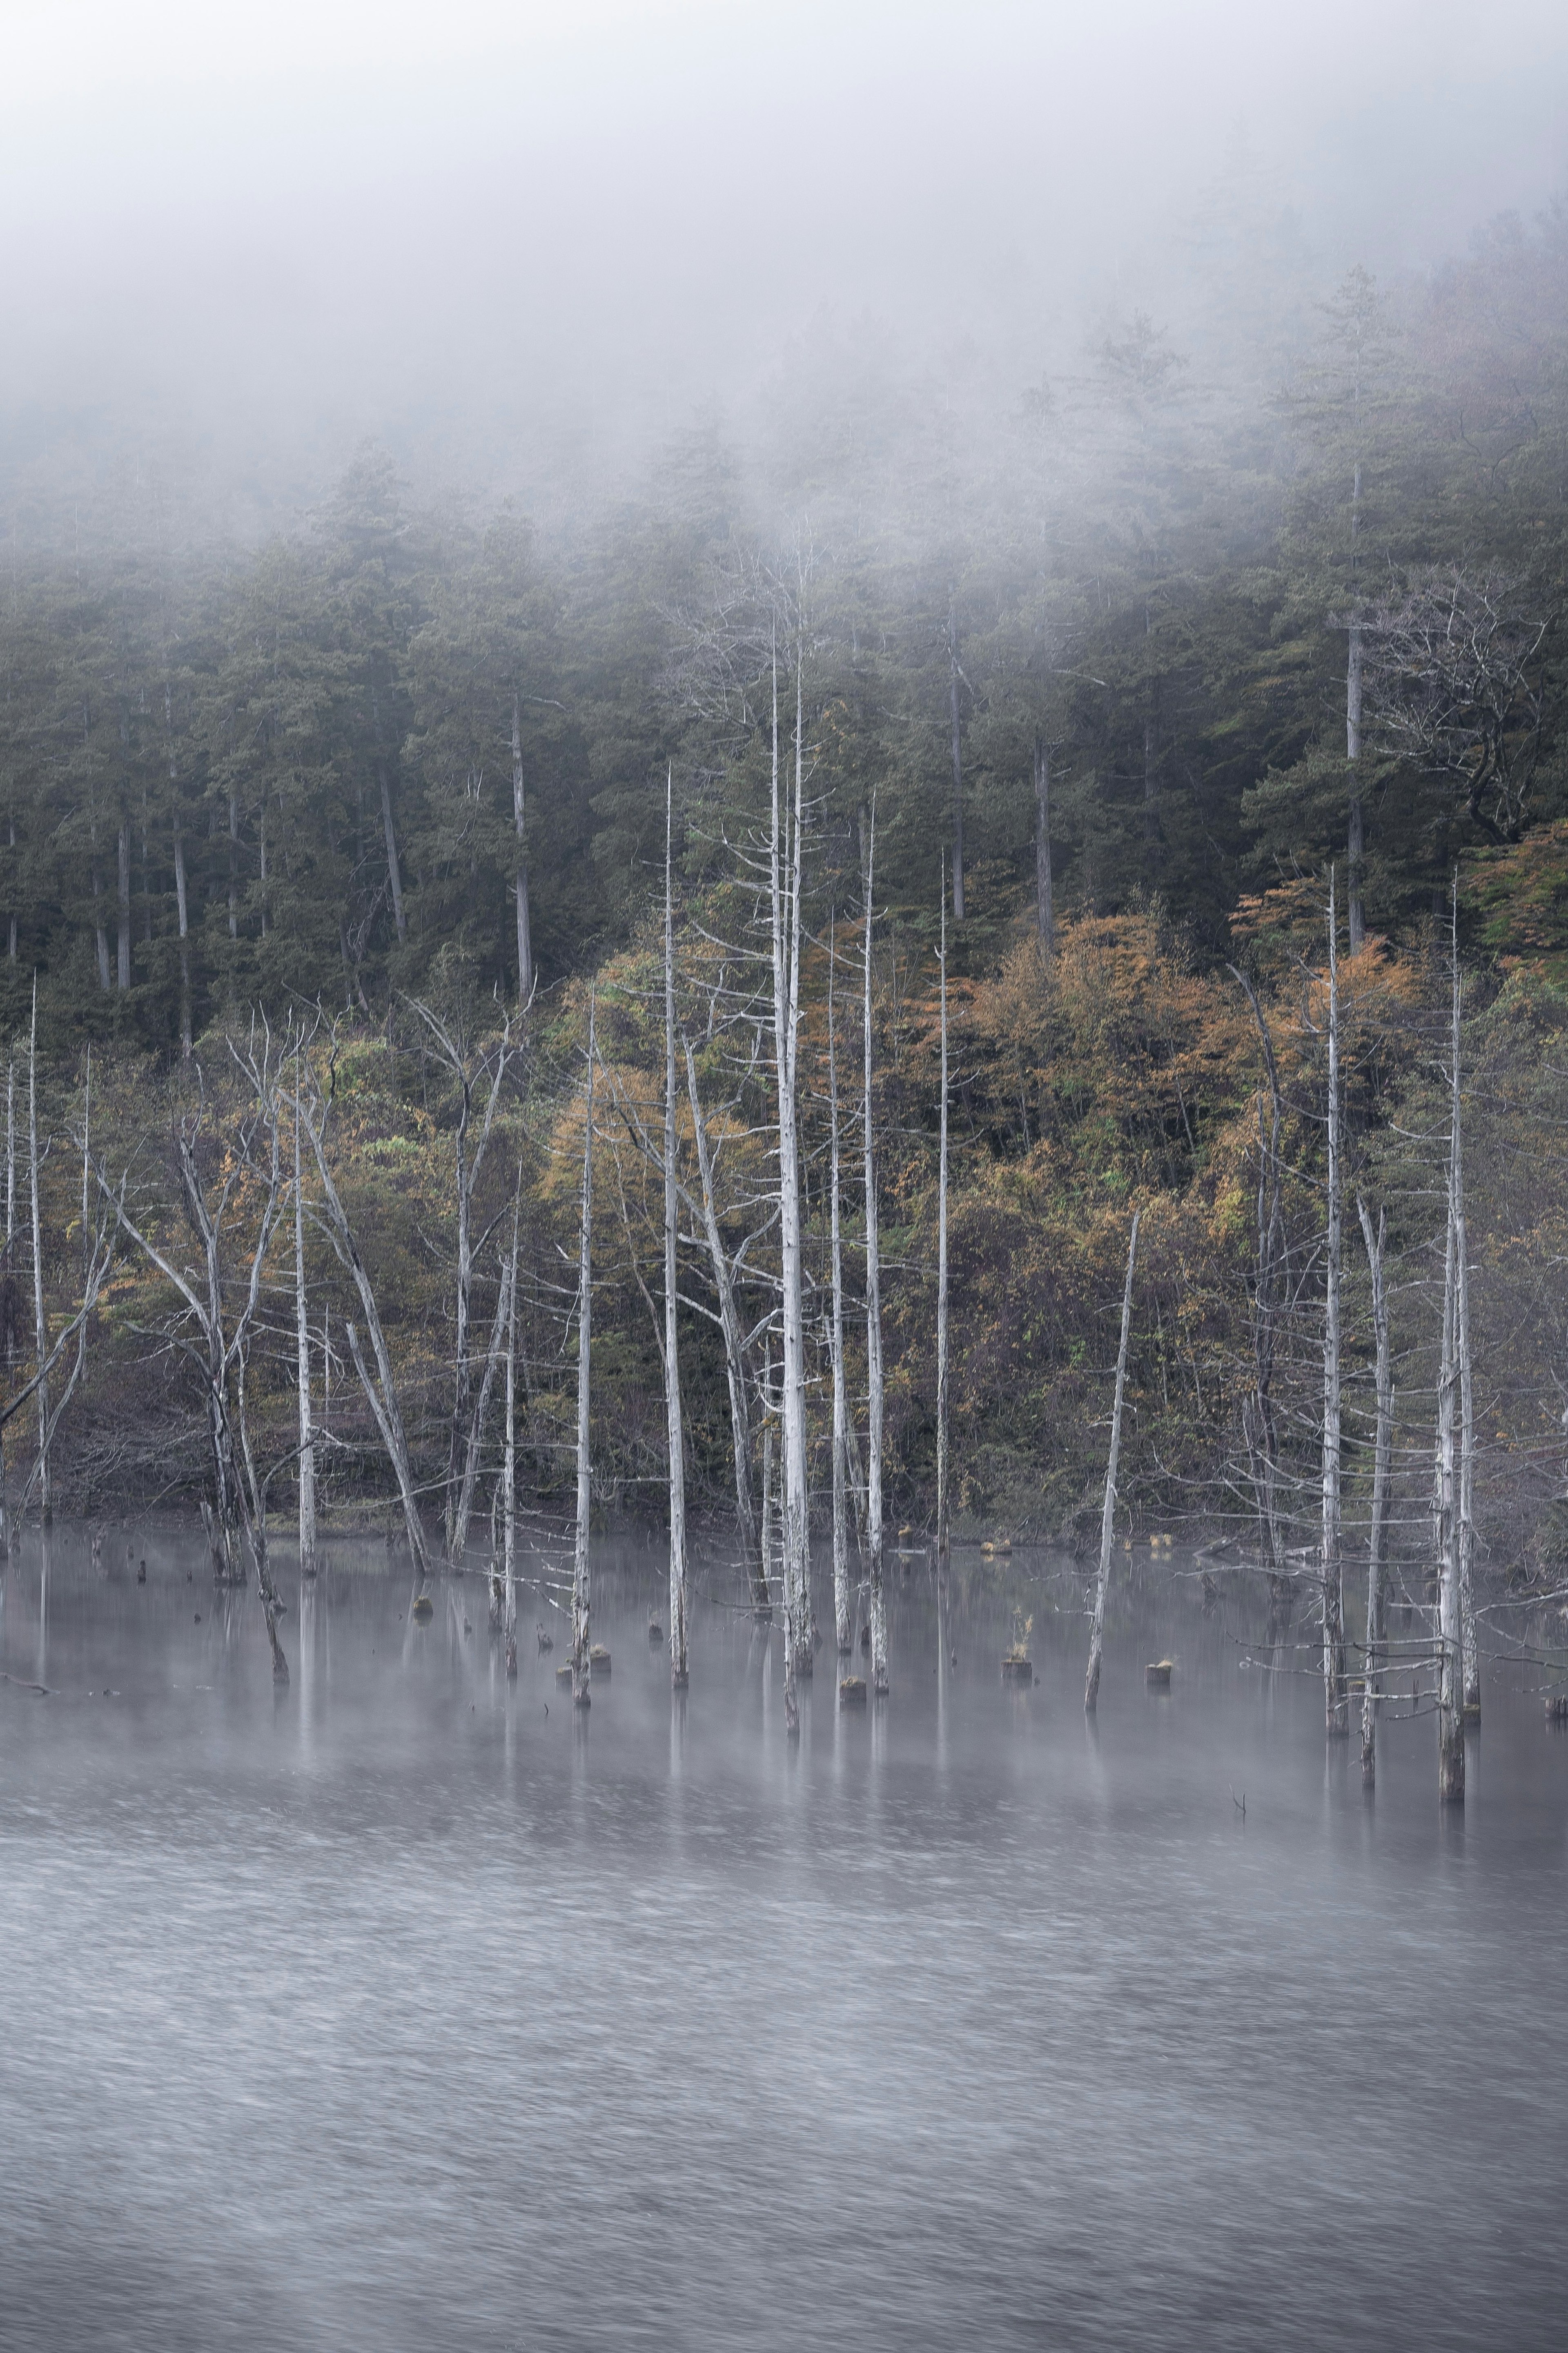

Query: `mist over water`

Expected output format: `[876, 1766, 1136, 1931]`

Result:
[4, 1528, 1566, 2351]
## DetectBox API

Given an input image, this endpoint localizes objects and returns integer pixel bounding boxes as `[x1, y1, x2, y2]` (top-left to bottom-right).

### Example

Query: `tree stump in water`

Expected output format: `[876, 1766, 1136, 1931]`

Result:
[411, 1593, 434, 1623]
[1546, 1693, 1568, 1723]
[648, 1620, 664, 1645]
[555, 1662, 573, 1684]
[839, 1676, 867, 1707]
[1145, 1659, 1173, 1687]
[1001, 1657, 1033, 1687]
[590, 1644, 612, 1676]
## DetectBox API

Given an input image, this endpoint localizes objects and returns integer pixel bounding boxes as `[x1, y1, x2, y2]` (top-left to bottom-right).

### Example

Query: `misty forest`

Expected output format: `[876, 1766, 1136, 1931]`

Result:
[5, 206, 1568, 1778]
[6, 13, 1568, 2340]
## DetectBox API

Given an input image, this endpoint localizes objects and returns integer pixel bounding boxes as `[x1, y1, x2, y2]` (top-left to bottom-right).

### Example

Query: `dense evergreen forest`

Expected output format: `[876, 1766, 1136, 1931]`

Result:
[1, 198, 1566, 1660]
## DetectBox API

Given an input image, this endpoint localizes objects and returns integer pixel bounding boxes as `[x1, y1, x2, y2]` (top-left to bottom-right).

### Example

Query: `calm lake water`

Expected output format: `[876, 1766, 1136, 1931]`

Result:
[2, 1525, 1566, 2351]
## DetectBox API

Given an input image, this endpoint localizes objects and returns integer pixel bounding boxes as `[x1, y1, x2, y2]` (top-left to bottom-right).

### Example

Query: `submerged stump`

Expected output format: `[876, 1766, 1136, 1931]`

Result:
[1145, 1658, 1174, 1688]
[1001, 1656, 1033, 1687]
[839, 1675, 867, 1707]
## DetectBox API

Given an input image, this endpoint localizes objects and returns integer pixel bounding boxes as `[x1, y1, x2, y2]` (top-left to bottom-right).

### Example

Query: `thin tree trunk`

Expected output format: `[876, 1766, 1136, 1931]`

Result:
[1034, 737, 1054, 950]
[948, 604, 964, 923]
[294, 1069, 316, 1580]
[1436, 1187, 1464, 1802]
[1450, 888, 1478, 1717]
[864, 807, 887, 1694]
[572, 990, 596, 1706]
[684, 1041, 762, 1608]
[1322, 873, 1348, 1736]
[1356, 1195, 1391, 1783]
[935, 867, 951, 1610]
[663, 774, 689, 1689]
[828, 918, 851, 1655]
[6, 1055, 14, 1247]
[1347, 460, 1365, 956]
[512, 694, 533, 1006]
[772, 645, 810, 1731]
[28, 980, 49, 1526]
[1087, 1212, 1140, 1710]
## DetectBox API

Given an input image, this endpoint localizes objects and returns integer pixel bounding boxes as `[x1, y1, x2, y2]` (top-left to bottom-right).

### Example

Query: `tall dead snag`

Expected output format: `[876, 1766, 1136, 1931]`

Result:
[298, 1074, 431, 1596]
[1229, 965, 1287, 1579]
[410, 1003, 514, 1567]
[1436, 1181, 1464, 1802]
[293, 1062, 317, 1580]
[511, 693, 534, 1008]
[662, 774, 690, 1690]
[1356, 1196, 1392, 1783]
[1448, 893, 1479, 1719]
[827, 917, 852, 1656]
[684, 1042, 765, 1612]
[863, 807, 888, 1695]
[1321, 875, 1348, 1737]
[571, 989, 597, 1708]
[27, 980, 49, 1525]
[494, 1174, 523, 1653]
[99, 1033, 291, 1677]
[935, 867, 951, 1612]
[771, 645, 811, 1732]
[1086, 1212, 1139, 1711]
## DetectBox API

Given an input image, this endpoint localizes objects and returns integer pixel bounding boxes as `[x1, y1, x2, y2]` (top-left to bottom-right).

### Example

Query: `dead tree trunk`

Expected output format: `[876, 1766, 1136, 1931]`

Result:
[863, 808, 888, 1695]
[1347, 461, 1365, 956]
[27, 979, 49, 1527]
[1356, 1195, 1392, 1782]
[298, 1084, 430, 1591]
[294, 1068, 317, 1580]
[1436, 1187, 1464, 1802]
[1449, 900, 1479, 1718]
[1086, 1212, 1139, 1711]
[1321, 874, 1348, 1737]
[935, 867, 951, 1608]
[1230, 966, 1287, 1577]
[684, 1042, 764, 1611]
[571, 991, 597, 1707]
[663, 776, 690, 1690]
[771, 649, 810, 1732]
[828, 917, 852, 1655]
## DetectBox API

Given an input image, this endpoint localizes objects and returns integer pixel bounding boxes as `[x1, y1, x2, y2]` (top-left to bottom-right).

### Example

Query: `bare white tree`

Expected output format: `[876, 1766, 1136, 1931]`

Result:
[1086, 1213, 1139, 1711]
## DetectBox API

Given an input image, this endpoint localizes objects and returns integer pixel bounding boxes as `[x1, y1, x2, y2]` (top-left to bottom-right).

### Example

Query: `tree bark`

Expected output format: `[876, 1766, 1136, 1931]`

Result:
[864, 809, 887, 1694]
[828, 919, 852, 1655]
[1356, 1196, 1391, 1783]
[771, 648, 810, 1729]
[571, 990, 596, 1706]
[684, 1041, 763, 1610]
[663, 776, 690, 1688]
[935, 868, 951, 1612]
[1087, 1212, 1139, 1710]
[1321, 874, 1348, 1735]
[294, 1070, 316, 1581]
[28, 981, 49, 1525]
[1450, 892, 1479, 1717]
[1436, 1190, 1464, 1803]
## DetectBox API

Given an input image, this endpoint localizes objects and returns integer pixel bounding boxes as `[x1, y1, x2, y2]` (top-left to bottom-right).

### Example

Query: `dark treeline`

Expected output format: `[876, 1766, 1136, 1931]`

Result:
[2, 205, 1564, 1055]
[1, 197, 1567, 1731]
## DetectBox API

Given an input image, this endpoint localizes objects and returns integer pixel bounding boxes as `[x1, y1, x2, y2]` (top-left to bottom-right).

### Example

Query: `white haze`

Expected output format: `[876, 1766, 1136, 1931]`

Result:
[2, 0, 1565, 519]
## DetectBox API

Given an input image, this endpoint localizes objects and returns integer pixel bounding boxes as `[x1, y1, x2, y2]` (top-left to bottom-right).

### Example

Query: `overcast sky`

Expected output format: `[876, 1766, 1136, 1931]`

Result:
[3, 0, 1565, 502]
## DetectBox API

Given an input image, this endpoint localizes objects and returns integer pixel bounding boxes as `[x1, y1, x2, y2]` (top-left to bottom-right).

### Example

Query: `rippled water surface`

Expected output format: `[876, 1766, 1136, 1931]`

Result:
[3, 1526, 1567, 2351]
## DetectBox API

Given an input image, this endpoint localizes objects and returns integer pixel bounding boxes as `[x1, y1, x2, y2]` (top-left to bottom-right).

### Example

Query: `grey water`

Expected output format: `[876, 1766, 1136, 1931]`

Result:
[3, 1528, 1567, 2353]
